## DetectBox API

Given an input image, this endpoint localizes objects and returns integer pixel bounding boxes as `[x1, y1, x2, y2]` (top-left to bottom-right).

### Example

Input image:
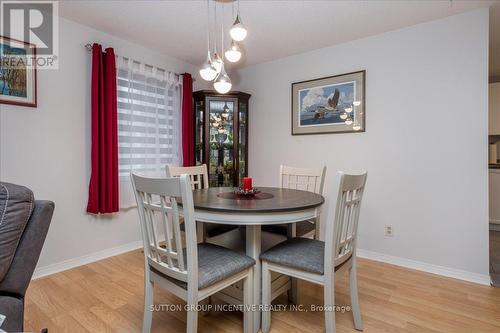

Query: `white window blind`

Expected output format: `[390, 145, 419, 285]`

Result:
[116, 58, 182, 208]
[117, 60, 181, 177]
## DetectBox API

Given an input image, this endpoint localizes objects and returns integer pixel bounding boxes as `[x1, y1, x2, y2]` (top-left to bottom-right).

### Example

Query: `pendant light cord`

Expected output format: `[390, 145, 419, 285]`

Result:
[206, 0, 210, 52]
[213, 1, 217, 54]
[221, 2, 224, 53]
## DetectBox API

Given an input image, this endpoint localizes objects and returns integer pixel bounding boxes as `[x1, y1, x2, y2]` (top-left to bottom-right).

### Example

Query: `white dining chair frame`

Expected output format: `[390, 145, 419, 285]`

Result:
[131, 173, 254, 333]
[166, 164, 210, 242]
[261, 171, 367, 333]
[166, 164, 209, 190]
[279, 164, 327, 239]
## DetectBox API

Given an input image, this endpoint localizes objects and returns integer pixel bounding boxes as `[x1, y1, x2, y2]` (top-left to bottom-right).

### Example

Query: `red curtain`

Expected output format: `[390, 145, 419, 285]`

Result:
[182, 73, 195, 166]
[87, 43, 119, 214]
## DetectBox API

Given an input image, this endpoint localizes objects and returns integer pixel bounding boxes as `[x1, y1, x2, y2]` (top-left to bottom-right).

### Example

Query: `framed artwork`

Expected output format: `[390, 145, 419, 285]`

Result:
[292, 70, 365, 135]
[0, 35, 37, 107]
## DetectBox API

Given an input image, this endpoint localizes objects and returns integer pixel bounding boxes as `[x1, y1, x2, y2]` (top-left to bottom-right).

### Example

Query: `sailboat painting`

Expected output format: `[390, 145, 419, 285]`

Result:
[292, 71, 365, 135]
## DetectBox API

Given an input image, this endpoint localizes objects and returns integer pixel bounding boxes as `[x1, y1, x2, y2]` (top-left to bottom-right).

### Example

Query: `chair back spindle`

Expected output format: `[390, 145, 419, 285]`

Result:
[166, 164, 209, 190]
[325, 172, 367, 269]
[131, 173, 198, 286]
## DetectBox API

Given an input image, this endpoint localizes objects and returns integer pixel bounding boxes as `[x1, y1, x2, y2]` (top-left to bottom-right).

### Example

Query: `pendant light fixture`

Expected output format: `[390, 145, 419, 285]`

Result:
[199, 1, 217, 81]
[199, 0, 247, 94]
[212, 52, 223, 73]
[211, 1, 223, 74]
[230, 0, 247, 42]
[214, 65, 232, 93]
[200, 51, 217, 81]
[214, 2, 232, 94]
[225, 39, 242, 62]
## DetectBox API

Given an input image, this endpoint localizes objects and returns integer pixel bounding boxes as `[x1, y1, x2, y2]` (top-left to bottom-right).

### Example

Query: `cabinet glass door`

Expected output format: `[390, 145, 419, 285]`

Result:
[208, 99, 235, 187]
[238, 101, 247, 186]
[195, 100, 204, 165]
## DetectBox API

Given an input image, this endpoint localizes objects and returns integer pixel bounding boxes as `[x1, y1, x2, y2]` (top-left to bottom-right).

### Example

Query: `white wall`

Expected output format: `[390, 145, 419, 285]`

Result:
[0, 16, 203, 274]
[236, 9, 490, 281]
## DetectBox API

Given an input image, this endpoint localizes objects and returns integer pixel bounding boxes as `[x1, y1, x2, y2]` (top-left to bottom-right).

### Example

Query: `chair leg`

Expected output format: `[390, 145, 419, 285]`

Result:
[243, 268, 254, 333]
[288, 277, 298, 304]
[142, 276, 154, 333]
[186, 285, 199, 333]
[324, 276, 336, 333]
[349, 261, 363, 331]
[261, 262, 272, 333]
[314, 216, 321, 240]
[186, 301, 198, 333]
[196, 222, 205, 243]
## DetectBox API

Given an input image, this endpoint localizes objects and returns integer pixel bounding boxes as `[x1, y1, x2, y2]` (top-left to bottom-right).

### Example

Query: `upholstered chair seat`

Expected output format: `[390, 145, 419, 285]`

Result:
[260, 237, 350, 275]
[154, 242, 255, 289]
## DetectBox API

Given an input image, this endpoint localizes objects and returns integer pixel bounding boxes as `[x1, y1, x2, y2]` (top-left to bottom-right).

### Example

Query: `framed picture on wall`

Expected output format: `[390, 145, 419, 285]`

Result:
[291, 70, 365, 135]
[0, 35, 37, 107]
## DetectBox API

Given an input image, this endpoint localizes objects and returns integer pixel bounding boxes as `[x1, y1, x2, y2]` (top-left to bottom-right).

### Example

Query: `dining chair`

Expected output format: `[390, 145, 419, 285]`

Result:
[260, 171, 367, 333]
[131, 173, 255, 333]
[166, 164, 238, 241]
[263, 165, 326, 239]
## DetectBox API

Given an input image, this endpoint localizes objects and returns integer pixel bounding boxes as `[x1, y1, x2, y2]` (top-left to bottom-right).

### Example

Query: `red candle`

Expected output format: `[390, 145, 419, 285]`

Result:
[243, 177, 252, 191]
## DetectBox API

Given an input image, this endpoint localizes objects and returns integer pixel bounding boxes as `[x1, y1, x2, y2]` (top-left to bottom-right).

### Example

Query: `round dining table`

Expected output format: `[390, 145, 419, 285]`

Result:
[191, 186, 324, 333]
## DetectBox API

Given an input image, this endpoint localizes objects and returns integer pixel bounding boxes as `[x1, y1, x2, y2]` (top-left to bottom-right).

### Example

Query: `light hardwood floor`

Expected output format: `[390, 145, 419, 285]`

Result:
[25, 250, 500, 333]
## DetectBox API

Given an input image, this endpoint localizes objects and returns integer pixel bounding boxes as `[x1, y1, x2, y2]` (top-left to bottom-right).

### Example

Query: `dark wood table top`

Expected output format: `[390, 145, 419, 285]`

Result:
[186, 187, 324, 213]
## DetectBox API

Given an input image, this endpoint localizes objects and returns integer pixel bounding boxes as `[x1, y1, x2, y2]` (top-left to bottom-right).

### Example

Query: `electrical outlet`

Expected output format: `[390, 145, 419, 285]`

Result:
[384, 225, 394, 237]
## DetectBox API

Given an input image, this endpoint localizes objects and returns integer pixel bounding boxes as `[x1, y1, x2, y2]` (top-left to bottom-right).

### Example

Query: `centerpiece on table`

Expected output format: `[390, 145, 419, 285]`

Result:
[234, 177, 259, 197]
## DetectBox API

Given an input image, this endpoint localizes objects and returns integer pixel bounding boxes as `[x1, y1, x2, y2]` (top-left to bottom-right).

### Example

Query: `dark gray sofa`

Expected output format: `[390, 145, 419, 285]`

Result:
[0, 182, 54, 332]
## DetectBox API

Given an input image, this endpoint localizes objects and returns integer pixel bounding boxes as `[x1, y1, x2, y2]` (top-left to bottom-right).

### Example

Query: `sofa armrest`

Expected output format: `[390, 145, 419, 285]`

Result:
[0, 200, 54, 297]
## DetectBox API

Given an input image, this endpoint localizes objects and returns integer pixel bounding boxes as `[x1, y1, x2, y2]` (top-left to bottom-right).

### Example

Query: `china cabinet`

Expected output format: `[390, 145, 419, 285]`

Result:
[193, 90, 251, 187]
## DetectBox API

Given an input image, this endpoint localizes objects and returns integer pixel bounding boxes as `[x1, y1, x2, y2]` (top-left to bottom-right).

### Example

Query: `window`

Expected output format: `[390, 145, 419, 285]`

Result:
[116, 61, 181, 178]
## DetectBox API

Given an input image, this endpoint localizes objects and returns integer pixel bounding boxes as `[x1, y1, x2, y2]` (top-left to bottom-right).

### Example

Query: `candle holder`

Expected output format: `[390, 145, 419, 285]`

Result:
[234, 187, 260, 197]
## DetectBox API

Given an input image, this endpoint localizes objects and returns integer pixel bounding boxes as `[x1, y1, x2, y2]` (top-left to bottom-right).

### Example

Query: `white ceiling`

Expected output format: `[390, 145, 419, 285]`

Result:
[59, 0, 500, 76]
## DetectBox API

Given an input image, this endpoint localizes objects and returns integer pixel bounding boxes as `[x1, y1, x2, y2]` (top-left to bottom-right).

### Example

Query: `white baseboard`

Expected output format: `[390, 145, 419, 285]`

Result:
[32, 240, 143, 279]
[357, 248, 491, 286]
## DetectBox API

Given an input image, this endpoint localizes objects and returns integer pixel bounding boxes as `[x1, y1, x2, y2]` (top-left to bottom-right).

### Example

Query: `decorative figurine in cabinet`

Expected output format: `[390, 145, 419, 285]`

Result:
[193, 90, 250, 187]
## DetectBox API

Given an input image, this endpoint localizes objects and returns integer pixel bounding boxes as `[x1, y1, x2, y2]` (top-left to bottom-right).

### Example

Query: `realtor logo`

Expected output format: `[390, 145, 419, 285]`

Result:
[1, 0, 59, 68]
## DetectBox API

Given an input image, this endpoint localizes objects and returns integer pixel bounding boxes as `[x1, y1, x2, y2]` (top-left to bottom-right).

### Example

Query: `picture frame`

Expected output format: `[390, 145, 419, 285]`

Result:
[0, 35, 37, 107]
[291, 70, 365, 135]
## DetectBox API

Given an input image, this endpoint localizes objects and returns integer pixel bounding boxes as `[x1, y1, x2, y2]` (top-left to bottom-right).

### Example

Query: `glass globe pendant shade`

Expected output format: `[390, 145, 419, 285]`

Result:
[345, 106, 353, 113]
[214, 64, 232, 94]
[353, 124, 361, 131]
[225, 40, 242, 63]
[340, 112, 348, 120]
[199, 51, 217, 81]
[229, 15, 247, 42]
[353, 101, 361, 107]
[345, 118, 353, 125]
[212, 52, 223, 73]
